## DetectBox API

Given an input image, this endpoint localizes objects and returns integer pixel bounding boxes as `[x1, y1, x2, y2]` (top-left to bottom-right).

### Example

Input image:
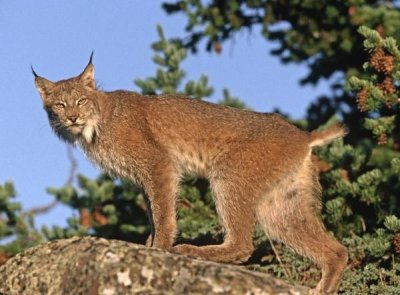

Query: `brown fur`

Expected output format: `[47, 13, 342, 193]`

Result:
[33, 57, 348, 294]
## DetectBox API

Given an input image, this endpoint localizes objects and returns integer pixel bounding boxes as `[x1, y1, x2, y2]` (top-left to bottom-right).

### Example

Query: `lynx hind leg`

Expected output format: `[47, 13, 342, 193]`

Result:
[173, 181, 255, 263]
[256, 157, 348, 294]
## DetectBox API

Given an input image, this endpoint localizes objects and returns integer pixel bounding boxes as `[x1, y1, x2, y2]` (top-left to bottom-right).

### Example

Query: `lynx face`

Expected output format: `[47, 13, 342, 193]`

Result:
[44, 84, 99, 143]
[33, 57, 99, 144]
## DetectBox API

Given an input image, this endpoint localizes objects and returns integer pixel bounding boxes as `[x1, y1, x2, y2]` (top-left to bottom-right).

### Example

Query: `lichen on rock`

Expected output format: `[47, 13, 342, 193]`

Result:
[0, 236, 309, 295]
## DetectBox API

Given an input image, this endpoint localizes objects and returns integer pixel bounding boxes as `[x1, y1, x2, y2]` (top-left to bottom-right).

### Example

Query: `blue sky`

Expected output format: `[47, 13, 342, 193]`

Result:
[0, 1, 330, 227]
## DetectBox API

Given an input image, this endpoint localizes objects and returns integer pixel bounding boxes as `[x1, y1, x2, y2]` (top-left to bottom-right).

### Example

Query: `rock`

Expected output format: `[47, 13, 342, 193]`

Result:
[0, 236, 309, 295]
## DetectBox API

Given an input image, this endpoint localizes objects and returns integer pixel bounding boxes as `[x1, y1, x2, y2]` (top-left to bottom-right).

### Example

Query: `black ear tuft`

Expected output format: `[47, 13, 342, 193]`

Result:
[31, 65, 39, 78]
[79, 52, 96, 89]
[88, 51, 94, 65]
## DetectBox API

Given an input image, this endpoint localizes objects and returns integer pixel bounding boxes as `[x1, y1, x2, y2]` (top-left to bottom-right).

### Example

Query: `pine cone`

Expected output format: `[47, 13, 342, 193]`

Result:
[393, 233, 400, 254]
[378, 133, 388, 145]
[370, 48, 385, 71]
[0, 251, 11, 266]
[93, 206, 108, 226]
[348, 6, 356, 16]
[381, 55, 395, 74]
[370, 48, 395, 74]
[378, 76, 396, 95]
[375, 25, 385, 37]
[356, 88, 368, 112]
[339, 169, 350, 182]
[213, 42, 222, 54]
[79, 208, 92, 229]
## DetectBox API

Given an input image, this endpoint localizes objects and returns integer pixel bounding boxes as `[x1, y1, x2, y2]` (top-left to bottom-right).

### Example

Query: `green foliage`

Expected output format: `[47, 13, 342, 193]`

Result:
[44, 174, 149, 242]
[134, 25, 214, 99]
[340, 260, 400, 295]
[219, 88, 248, 109]
[177, 181, 220, 240]
[339, 220, 400, 294]
[162, 0, 400, 142]
[162, 1, 400, 85]
[0, 182, 43, 256]
[384, 215, 400, 232]
[348, 26, 400, 144]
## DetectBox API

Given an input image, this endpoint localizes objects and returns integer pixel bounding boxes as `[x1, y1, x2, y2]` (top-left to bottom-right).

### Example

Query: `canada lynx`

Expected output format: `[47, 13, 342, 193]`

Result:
[33, 55, 348, 294]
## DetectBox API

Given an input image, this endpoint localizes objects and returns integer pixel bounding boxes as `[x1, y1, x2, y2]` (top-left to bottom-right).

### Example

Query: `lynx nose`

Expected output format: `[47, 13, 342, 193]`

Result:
[68, 116, 78, 123]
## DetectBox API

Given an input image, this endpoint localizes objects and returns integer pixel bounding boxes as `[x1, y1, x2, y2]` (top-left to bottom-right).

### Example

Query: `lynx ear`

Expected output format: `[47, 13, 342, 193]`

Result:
[32, 66, 55, 101]
[79, 52, 95, 89]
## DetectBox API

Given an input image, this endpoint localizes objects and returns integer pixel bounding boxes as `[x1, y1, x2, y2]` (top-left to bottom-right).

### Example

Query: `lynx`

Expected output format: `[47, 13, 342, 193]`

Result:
[33, 55, 348, 294]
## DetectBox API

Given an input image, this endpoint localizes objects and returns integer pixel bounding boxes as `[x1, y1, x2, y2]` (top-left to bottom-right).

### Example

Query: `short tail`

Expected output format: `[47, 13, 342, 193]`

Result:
[309, 123, 348, 147]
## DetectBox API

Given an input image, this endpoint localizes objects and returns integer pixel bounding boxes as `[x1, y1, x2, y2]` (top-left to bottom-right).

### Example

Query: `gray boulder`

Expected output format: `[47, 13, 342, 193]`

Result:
[0, 236, 309, 295]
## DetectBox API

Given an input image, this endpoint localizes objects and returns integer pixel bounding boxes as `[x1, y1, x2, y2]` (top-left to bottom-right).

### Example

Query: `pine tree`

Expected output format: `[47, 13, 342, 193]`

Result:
[349, 26, 400, 143]
[0, 181, 43, 262]
[162, 0, 400, 138]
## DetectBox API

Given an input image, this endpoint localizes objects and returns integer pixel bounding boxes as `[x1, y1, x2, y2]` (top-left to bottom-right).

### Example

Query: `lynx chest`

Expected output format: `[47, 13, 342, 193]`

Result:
[79, 137, 146, 185]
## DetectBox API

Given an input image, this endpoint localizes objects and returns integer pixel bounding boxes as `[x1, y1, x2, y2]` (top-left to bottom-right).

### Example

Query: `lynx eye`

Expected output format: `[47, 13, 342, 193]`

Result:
[77, 98, 88, 106]
[55, 103, 65, 109]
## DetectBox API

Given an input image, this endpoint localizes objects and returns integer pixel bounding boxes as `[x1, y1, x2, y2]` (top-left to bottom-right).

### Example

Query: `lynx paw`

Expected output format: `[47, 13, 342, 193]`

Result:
[172, 244, 198, 257]
[310, 286, 337, 295]
[172, 244, 252, 264]
[145, 235, 153, 247]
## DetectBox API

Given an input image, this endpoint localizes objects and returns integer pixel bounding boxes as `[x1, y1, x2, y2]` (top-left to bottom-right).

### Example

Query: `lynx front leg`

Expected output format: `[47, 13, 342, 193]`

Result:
[173, 180, 255, 263]
[144, 160, 179, 250]
[144, 194, 155, 247]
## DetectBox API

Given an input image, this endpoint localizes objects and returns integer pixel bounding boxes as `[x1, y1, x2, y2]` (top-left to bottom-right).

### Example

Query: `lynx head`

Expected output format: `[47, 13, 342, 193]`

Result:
[33, 53, 100, 144]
